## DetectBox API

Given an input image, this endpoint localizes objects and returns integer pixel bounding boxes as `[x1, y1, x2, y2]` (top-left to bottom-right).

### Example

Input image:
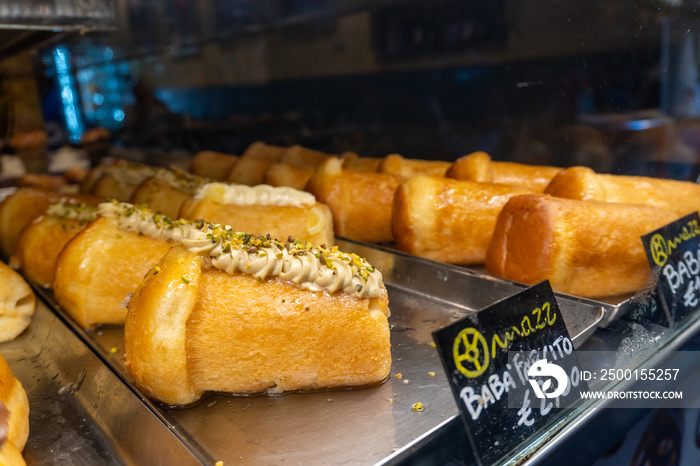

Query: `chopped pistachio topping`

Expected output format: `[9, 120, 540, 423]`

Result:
[103, 163, 158, 186]
[153, 167, 209, 194]
[97, 200, 194, 243]
[46, 202, 99, 223]
[182, 224, 384, 299]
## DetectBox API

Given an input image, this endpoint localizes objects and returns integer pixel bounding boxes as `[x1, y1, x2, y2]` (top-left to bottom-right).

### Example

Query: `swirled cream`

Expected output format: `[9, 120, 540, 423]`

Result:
[195, 182, 316, 207]
[182, 224, 384, 299]
[97, 201, 192, 243]
[46, 202, 99, 223]
[153, 168, 208, 194]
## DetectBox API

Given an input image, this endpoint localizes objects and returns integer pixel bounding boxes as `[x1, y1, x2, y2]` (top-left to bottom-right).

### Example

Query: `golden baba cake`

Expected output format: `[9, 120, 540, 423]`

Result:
[130, 168, 209, 219]
[544, 165, 700, 216]
[305, 157, 403, 243]
[53, 202, 193, 329]
[179, 182, 334, 246]
[447, 151, 562, 192]
[0, 354, 29, 465]
[486, 194, 679, 298]
[0, 187, 101, 258]
[392, 176, 532, 265]
[82, 162, 158, 202]
[12, 202, 98, 288]
[124, 223, 391, 406]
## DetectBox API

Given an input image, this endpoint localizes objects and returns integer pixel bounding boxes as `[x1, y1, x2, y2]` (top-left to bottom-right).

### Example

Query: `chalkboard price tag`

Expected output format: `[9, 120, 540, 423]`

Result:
[641, 211, 700, 326]
[432, 281, 587, 465]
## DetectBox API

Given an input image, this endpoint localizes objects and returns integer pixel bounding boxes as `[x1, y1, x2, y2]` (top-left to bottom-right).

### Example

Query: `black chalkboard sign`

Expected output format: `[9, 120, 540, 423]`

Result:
[641, 211, 700, 326]
[432, 281, 587, 465]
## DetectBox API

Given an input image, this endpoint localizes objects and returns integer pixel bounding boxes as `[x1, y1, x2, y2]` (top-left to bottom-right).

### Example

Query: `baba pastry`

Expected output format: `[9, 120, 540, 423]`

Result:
[0, 187, 101, 258]
[378, 153, 451, 178]
[12, 202, 98, 288]
[264, 163, 315, 190]
[0, 261, 34, 343]
[124, 224, 391, 405]
[130, 168, 209, 218]
[179, 182, 334, 246]
[0, 354, 29, 465]
[485, 194, 679, 298]
[278, 145, 332, 168]
[544, 166, 700, 216]
[447, 151, 562, 192]
[226, 141, 286, 186]
[340, 152, 383, 172]
[82, 162, 158, 202]
[190, 150, 238, 180]
[392, 176, 532, 265]
[53, 202, 192, 328]
[305, 157, 403, 243]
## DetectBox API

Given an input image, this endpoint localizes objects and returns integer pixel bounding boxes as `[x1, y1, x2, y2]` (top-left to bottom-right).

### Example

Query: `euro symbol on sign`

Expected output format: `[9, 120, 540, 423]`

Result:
[528, 359, 569, 399]
[453, 328, 489, 378]
[650, 233, 668, 267]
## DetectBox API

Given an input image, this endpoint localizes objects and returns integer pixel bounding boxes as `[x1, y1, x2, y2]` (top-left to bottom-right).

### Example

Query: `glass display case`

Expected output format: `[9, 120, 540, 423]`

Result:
[3, 1, 700, 465]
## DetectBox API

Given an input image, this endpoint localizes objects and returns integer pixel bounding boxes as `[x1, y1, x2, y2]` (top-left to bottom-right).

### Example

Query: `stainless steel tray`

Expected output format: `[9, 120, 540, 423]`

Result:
[30, 237, 605, 465]
[1, 300, 204, 465]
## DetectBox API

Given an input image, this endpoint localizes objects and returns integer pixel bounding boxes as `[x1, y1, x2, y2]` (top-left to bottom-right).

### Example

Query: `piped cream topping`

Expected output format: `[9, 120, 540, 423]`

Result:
[46, 202, 99, 223]
[182, 225, 383, 299]
[97, 201, 192, 243]
[95, 201, 382, 299]
[195, 182, 316, 207]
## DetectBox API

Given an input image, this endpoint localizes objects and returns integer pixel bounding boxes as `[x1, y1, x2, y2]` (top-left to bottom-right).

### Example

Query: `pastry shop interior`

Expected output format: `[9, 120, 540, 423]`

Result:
[3, 0, 700, 465]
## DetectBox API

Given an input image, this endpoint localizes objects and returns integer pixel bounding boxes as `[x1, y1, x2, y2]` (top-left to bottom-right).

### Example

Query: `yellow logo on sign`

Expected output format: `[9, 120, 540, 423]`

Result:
[453, 328, 489, 378]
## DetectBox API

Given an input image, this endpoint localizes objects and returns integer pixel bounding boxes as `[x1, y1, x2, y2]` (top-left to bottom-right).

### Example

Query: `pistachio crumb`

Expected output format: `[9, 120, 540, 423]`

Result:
[412, 402, 424, 412]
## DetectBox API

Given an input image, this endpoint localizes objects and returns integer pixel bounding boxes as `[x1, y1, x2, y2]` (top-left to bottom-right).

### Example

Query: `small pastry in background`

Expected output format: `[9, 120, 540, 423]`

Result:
[378, 153, 451, 178]
[84, 162, 158, 202]
[190, 151, 238, 181]
[131, 168, 208, 219]
[0, 261, 34, 343]
[226, 141, 286, 186]
[544, 165, 700, 217]
[340, 152, 382, 172]
[447, 151, 562, 193]
[17, 174, 67, 192]
[10, 130, 48, 174]
[12, 202, 98, 288]
[0, 187, 101, 258]
[392, 176, 532, 265]
[81, 127, 111, 167]
[306, 157, 403, 244]
[264, 163, 315, 190]
[0, 354, 29, 465]
[180, 182, 334, 247]
[278, 145, 332, 168]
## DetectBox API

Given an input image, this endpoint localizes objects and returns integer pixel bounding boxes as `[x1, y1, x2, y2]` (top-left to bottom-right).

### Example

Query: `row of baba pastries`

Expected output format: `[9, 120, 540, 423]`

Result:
[204, 144, 700, 300]
[0, 167, 391, 406]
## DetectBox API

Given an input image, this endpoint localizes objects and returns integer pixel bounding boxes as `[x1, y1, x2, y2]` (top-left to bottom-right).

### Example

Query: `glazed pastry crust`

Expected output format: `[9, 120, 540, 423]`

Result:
[265, 163, 315, 190]
[544, 166, 700, 216]
[392, 176, 532, 265]
[179, 197, 334, 246]
[226, 142, 286, 186]
[12, 216, 86, 288]
[0, 188, 99, 258]
[379, 154, 451, 178]
[130, 177, 191, 219]
[306, 157, 403, 243]
[447, 152, 562, 193]
[125, 245, 391, 405]
[0, 354, 29, 455]
[485, 194, 679, 298]
[53, 217, 175, 328]
[0, 262, 34, 343]
[190, 151, 238, 181]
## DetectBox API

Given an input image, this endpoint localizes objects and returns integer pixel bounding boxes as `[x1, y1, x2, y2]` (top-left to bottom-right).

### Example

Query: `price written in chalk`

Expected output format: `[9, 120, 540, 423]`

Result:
[642, 212, 700, 324]
[433, 281, 587, 464]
